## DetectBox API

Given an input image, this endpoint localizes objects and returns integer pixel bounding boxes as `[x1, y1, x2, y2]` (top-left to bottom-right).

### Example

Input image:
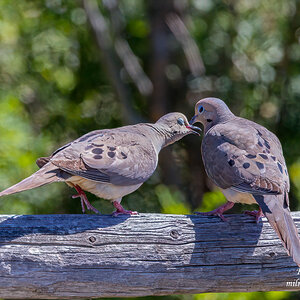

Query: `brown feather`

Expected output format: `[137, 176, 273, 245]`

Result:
[0, 163, 66, 197]
[36, 157, 50, 168]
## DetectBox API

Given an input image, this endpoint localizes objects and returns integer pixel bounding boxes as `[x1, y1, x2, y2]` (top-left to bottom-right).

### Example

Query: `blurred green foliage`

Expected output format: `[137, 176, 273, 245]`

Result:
[0, 0, 300, 299]
[110, 291, 296, 300]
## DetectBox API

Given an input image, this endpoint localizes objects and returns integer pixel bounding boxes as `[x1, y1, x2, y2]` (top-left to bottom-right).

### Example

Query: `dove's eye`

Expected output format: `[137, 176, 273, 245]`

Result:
[198, 106, 204, 113]
[177, 118, 184, 126]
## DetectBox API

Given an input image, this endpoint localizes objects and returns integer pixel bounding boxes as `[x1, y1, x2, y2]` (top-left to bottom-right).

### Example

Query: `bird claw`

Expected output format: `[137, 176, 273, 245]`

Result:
[72, 185, 100, 214]
[244, 209, 264, 224]
[194, 202, 234, 222]
[111, 210, 138, 217]
[194, 211, 228, 222]
[85, 202, 100, 214]
[112, 200, 138, 217]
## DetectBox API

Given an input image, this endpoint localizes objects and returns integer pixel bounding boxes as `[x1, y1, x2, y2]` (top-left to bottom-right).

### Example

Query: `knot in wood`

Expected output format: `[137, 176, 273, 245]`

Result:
[89, 236, 96, 243]
[170, 229, 180, 239]
[269, 252, 275, 258]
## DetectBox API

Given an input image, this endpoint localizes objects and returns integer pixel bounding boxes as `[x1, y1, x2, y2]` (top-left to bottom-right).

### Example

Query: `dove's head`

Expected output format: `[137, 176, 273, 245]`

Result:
[190, 97, 235, 133]
[154, 112, 201, 148]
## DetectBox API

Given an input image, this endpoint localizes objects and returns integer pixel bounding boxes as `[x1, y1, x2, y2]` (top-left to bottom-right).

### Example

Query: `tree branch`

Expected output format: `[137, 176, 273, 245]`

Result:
[103, 0, 153, 96]
[166, 12, 205, 76]
[83, 0, 143, 124]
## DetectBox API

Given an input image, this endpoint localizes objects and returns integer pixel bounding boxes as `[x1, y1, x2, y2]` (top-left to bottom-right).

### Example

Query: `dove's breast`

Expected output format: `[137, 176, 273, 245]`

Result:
[66, 176, 142, 201]
[221, 188, 256, 204]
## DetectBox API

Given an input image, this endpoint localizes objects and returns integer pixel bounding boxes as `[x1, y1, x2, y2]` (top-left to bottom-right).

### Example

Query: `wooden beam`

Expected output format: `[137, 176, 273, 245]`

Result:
[0, 213, 299, 298]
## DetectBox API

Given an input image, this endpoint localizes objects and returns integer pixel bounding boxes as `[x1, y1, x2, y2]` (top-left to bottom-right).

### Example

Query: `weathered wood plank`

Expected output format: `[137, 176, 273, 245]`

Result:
[0, 213, 300, 298]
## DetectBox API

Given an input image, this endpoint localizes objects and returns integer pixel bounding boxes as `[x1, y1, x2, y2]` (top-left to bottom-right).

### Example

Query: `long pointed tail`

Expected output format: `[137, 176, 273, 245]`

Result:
[0, 163, 64, 197]
[255, 194, 300, 266]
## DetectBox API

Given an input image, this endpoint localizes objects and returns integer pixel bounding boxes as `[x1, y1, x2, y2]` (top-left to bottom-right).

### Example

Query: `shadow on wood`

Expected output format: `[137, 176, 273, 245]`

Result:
[0, 213, 299, 298]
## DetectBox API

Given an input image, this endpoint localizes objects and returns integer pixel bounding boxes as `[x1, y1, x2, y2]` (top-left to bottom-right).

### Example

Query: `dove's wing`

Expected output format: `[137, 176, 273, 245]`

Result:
[202, 117, 289, 196]
[50, 127, 158, 186]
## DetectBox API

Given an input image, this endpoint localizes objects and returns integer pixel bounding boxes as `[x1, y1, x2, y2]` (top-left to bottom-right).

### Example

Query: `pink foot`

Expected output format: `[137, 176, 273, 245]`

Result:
[244, 207, 264, 223]
[72, 185, 100, 214]
[112, 201, 138, 217]
[194, 201, 234, 222]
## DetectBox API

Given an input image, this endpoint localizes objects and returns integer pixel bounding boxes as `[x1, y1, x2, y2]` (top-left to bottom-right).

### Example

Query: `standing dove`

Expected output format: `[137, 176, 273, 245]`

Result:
[0, 113, 199, 216]
[190, 97, 300, 266]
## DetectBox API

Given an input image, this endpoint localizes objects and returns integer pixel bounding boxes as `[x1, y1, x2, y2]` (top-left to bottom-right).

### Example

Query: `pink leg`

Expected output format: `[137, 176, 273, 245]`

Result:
[112, 201, 138, 217]
[244, 207, 264, 223]
[194, 201, 234, 222]
[72, 185, 100, 214]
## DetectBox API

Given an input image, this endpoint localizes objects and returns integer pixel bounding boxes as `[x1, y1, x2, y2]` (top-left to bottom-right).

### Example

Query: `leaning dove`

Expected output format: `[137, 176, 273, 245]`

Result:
[190, 97, 300, 266]
[0, 113, 199, 216]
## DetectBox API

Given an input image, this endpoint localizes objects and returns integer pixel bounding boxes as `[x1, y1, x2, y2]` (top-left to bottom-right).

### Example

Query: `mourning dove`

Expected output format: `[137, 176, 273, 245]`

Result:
[0, 113, 200, 216]
[190, 97, 300, 266]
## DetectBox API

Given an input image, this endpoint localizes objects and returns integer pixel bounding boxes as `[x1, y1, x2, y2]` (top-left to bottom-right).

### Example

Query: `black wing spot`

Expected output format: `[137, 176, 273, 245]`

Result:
[283, 193, 288, 209]
[264, 140, 271, 149]
[277, 162, 283, 174]
[246, 154, 256, 159]
[243, 162, 250, 169]
[259, 154, 268, 160]
[228, 159, 235, 166]
[256, 162, 264, 170]
[271, 156, 276, 161]
[78, 132, 99, 142]
[285, 168, 288, 175]
[121, 152, 127, 159]
[108, 146, 116, 151]
[93, 155, 103, 159]
[107, 151, 115, 158]
[257, 130, 263, 137]
[207, 119, 213, 122]
[257, 141, 263, 147]
[92, 148, 104, 154]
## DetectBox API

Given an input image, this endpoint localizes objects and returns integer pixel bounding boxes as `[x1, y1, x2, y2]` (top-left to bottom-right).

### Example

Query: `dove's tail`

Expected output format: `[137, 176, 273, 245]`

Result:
[0, 163, 64, 197]
[255, 193, 300, 266]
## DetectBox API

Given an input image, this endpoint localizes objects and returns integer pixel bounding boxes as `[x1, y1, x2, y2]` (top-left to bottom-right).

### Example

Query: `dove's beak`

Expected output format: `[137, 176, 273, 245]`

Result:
[189, 115, 197, 125]
[186, 123, 201, 135]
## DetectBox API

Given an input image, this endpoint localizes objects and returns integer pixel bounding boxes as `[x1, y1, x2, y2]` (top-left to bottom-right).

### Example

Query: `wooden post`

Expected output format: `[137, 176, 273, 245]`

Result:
[0, 213, 300, 298]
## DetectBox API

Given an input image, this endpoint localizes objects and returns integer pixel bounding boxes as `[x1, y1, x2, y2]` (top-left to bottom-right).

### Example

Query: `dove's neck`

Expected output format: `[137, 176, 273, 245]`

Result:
[142, 124, 174, 153]
[204, 110, 236, 134]
[218, 111, 235, 123]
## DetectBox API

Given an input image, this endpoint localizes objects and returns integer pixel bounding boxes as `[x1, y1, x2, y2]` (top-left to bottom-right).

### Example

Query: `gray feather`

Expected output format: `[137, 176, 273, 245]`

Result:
[255, 194, 300, 266]
[0, 163, 67, 197]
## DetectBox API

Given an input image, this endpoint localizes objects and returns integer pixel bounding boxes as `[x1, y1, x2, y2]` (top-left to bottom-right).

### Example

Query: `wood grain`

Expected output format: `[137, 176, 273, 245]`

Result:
[0, 213, 300, 298]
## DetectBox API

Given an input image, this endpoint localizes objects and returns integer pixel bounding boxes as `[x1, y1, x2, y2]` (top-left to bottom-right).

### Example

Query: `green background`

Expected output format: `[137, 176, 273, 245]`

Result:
[0, 0, 300, 299]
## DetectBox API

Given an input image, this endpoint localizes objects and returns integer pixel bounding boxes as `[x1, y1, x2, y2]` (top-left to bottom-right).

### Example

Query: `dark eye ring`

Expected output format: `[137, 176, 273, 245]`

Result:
[177, 118, 184, 125]
[199, 106, 204, 113]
